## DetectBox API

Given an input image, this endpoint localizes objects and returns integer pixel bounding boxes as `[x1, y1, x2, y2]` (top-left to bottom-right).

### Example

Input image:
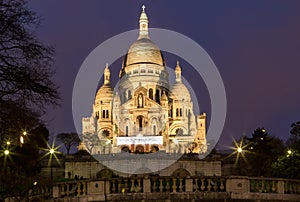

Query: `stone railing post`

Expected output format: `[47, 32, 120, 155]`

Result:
[52, 185, 59, 198]
[87, 181, 105, 201]
[226, 176, 249, 199]
[277, 180, 284, 194]
[143, 177, 151, 193]
[185, 178, 193, 192]
[105, 180, 110, 194]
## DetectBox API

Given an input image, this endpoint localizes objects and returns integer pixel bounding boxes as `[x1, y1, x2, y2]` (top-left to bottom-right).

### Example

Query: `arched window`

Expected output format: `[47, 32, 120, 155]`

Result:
[180, 108, 182, 117]
[102, 110, 105, 118]
[125, 126, 129, 136]
[137, 116, 143, 131]
[149, 88, 153, 100]
[106, 110, 109, 118]
[153, 125, 156, 135]
[176, 108, 179, 117]
[155, 89, 160, 103]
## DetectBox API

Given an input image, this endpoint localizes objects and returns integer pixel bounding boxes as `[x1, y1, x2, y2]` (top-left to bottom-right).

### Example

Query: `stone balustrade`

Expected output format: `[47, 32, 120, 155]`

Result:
[4, 176, 300, 201]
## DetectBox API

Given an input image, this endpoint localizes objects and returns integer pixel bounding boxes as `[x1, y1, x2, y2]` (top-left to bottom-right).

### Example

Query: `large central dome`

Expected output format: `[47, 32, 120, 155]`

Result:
[123, 38, 165, 66]
[122, 5, 165, 68]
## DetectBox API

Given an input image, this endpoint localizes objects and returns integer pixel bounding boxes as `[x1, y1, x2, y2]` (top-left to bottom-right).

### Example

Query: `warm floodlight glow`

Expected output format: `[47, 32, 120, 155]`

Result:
[23, 131, 27, 136]
[49, 149, 55, 154]
[4, 150, 9, 155]
[237, 147, 243, 153]
[40, 141, 62, 168]
[287, 150, 292, 155]
[20, 136, 24, 144]
[6, 141, 10, 145]
[227, 137, 252, 167]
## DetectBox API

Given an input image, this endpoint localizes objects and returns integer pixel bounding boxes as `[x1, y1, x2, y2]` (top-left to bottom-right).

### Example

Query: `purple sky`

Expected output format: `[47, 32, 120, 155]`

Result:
[29, 1, 300, 148]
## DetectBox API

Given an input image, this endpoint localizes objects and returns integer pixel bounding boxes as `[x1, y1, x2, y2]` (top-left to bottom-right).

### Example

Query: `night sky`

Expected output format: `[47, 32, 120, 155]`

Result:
[29, 1, 300, 148]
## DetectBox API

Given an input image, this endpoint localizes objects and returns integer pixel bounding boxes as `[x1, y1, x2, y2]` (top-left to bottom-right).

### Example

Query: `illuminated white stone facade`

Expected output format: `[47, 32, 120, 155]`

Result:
[82, 7, 207, 154]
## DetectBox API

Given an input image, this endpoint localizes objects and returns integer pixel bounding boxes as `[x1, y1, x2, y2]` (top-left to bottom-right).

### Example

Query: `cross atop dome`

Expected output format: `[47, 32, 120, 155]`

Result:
[138, 5, 149, 39]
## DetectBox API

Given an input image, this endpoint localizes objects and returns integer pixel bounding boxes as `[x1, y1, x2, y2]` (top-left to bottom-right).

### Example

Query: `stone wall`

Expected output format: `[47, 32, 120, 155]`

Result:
[64, 156, 221, 179]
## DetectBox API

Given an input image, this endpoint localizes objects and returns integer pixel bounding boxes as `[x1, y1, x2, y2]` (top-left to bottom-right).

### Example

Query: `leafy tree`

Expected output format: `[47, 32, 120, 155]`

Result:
[56, 133, 80, 154]
[290, 121, 300, 137]
[246, 128, 285, 176]
[271, 121, 300, 179]
[272, 150, 300, 179]
[0, 0, 59, 143]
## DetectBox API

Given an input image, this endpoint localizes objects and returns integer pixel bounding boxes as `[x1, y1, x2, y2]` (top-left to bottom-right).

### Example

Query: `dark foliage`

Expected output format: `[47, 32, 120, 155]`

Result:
[0, 0, 59, 142]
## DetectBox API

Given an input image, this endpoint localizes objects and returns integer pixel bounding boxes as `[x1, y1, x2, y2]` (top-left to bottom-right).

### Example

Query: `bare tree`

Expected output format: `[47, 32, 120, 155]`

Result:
[0, 0, 59, 142]
[56, 133, 81, 154]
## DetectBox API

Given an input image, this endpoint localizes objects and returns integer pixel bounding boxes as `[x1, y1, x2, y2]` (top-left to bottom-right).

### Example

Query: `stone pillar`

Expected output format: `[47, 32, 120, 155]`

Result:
[52, 185, 60, 198]
[185, 178, 193, 192]
[105, 181, 110, 194]
[143, 178, 151, 193]
[226, 177, 249, 194]
[277, 180, 284, 194]
[87, 181, 105, 201]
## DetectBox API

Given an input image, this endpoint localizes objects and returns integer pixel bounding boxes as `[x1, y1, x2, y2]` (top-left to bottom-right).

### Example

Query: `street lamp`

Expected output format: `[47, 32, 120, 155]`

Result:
[237, 147, 243, 153]
[43, 144, 60, 180]
[4, 149, 9, 156]
[49, 148, 55, 154]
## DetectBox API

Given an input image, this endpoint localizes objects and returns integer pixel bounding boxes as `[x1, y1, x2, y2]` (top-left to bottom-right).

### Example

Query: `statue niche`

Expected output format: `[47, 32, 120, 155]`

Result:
[138, 93, 143, 108]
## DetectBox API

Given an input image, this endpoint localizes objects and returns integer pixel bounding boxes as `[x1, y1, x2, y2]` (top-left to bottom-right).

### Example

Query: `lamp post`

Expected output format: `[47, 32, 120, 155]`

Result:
[49, 148, 55, 180]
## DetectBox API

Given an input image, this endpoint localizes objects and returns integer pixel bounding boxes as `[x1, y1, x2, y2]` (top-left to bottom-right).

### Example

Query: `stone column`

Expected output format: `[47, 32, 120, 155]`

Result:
[277, 180, 284, 194]
[143, 178, 151, 193]
[185, 178, 193, 192]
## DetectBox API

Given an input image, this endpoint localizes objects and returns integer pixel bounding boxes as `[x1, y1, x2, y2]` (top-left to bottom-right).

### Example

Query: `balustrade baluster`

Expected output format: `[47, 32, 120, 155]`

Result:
[200, 178, 205, 191]
[172, 178, 177, 192]
[207, 179, 211, 192]
[130, 179, 135, 192]
[255, 180, 260, 192]
[261, 180, 266, 192]
[66, 184, 69, 196]
[220, 179, 225, 191]
[194, 178, 199, 192]
[124, 179, 128, 193]
[77, 182, 81, 196]
[179, 178, 183, 192]
[213, 180, 218, 192]
[159, 178, 164, 192]
[82, 182, 86, 195]
[272, 180, 276, 193]
[165, 178, 170, 192]
[118, 179, 122, 193]
[137, 178, 141, 192]
[111, 180, 116, 193]
[152, 179, 156, 192]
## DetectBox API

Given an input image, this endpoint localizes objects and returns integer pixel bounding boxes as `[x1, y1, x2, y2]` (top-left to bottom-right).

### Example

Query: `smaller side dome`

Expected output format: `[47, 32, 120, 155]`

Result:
[95, 84, 113, 102]
[171, 83, 191, 102]
[170, 61, 191, 101]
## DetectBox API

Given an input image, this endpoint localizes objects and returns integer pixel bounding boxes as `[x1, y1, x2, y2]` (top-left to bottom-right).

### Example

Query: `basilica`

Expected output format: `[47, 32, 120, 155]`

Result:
[82, 6, 207, 155]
